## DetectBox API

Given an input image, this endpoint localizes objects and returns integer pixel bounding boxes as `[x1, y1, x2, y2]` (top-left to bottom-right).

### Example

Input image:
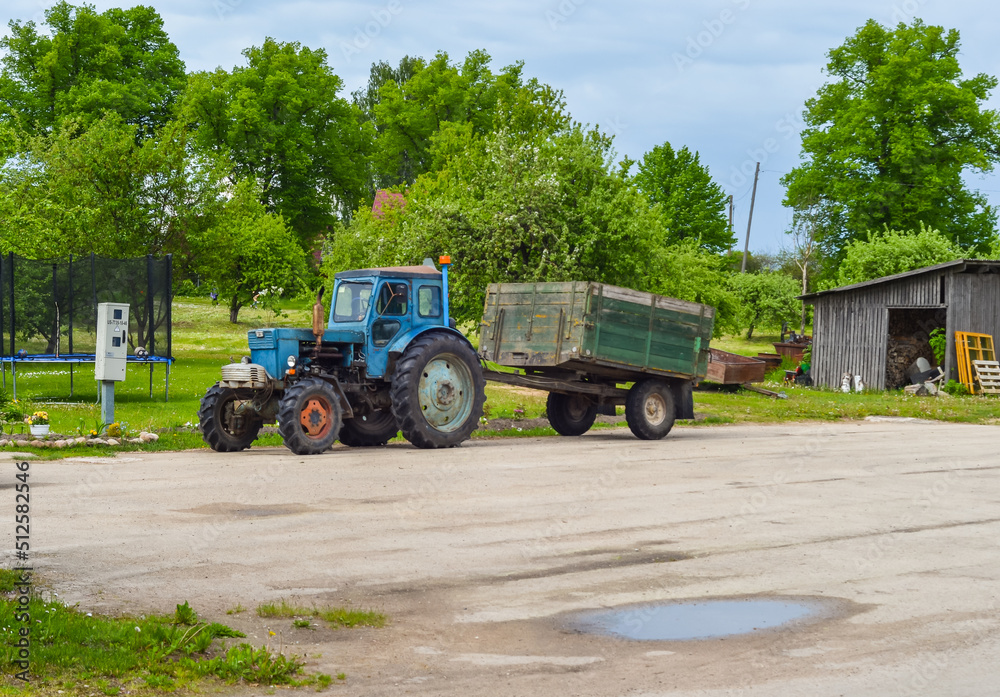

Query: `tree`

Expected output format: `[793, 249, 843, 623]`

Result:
[786, 205, 821, 333]
[182, 38, 373, 247]
[352, 55, 422, 124]
[833, 223, 962, 287]
[782, 19, 1000, 257]
[189, 180, 309, 323]
[370, 50, 568, 189]
[0, 2, 185, 139]
[726, 273, 800, 340]
[633, 142, 733, 253]
[652, 240, 739, 336]
[0, 114, 215, 258]
[327, 125, 662, 324]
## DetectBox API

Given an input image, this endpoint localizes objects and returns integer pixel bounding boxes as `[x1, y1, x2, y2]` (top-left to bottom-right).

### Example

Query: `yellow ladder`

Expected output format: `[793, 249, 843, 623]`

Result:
[956, 332, 996, 394]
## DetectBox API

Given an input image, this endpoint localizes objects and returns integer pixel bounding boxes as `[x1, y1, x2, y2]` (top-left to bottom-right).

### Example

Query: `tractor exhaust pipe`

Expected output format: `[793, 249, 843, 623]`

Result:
[312, 287, 325, 358]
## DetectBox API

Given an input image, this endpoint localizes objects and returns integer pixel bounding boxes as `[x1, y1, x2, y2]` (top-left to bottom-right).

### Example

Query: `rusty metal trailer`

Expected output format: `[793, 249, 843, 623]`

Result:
[478, 281, 715, 439]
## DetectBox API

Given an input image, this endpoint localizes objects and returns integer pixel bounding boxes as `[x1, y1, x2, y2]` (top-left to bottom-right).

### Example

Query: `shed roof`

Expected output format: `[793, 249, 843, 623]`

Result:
[799, 259, 1000, 301]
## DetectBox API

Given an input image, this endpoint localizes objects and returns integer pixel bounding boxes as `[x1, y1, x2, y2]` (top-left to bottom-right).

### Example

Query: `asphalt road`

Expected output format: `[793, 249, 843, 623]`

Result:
[12, 418, 1000, 696]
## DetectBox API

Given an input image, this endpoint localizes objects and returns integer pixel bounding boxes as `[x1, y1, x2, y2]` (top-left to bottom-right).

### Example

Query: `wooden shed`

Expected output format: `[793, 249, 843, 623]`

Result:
[800, 260, 1000, 390]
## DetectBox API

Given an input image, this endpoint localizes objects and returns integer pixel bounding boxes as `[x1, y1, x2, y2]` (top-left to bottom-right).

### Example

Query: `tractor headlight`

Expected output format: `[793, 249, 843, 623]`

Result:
[287, 355, 298, 368]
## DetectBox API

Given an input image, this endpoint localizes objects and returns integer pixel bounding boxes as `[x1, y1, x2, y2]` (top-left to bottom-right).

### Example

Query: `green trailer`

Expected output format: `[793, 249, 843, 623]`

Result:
[478, 281, 715, 439]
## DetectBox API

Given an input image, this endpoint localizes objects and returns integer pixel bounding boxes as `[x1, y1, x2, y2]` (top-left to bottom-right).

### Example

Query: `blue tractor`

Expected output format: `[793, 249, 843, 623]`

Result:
[198, 257, 486, 455]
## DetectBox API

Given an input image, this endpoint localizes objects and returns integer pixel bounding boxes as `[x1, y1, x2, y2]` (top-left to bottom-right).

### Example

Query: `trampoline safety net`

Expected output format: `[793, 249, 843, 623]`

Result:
[0, 253, 172, 359]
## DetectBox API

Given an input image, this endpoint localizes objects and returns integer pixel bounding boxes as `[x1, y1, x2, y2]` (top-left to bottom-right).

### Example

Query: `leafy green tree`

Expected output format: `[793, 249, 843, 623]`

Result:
[726, 273, 800, 340]
[782, 19, 1000, 257]
[189, 181, 309, 323]
[652, 240, 739, 336]
[0, 2, 185, 139]
[352, 55, 422, 124]
[182, 38, 373, 246]
[370, 49, 568, 189]
[833, 223, 962, 286]
[0, 114, 214, 258]
[633, 143, 733, 253]
[327, 125, 661, 324]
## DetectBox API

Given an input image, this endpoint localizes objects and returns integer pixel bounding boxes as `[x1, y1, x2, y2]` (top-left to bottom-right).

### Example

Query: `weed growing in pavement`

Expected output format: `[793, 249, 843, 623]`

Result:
[256, 599, 386, 628]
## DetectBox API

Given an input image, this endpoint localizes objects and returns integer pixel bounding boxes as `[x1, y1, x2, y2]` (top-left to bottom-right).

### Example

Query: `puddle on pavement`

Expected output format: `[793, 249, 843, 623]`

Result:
[568, 597, 831, 641]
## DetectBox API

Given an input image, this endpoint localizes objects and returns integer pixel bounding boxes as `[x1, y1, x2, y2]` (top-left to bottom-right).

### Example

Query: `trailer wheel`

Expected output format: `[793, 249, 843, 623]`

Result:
[390, 333, 486, 448]
[199, 385, 263, 452]
[625, 379, 675, 440]
[339, 409, 398, 447]
[546, 392, 598, 436]
[277, 378, 342, 455]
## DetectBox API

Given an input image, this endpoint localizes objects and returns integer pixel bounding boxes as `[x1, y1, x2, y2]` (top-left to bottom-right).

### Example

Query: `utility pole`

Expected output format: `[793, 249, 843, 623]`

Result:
[727, 194, 734, 256]
[740, 162, 760, 273]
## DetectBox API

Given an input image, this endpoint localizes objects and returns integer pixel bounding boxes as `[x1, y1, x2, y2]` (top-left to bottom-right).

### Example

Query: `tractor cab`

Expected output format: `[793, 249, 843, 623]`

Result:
[331, 263, 449, 378]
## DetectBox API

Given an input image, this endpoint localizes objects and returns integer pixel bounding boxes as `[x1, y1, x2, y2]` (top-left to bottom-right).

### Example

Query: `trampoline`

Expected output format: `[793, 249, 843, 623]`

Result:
[1, 353, 173, 401]
[0, 253, 174, 401]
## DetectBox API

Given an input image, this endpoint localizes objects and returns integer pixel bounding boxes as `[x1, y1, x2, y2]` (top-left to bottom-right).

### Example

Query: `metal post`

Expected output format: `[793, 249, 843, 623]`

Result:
[166, 254, 173, 360]
[68, 254, 74, 354]
[100, 380, 115, 426]
[146, 254, 154, 355]
[741, 162, 760, 273]
[9, 253, 15, 356]
[52, 261, 58, 356]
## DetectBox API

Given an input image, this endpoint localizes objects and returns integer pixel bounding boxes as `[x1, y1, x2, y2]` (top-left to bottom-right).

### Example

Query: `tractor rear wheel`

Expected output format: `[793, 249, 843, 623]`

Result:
[390, 333, 486, 448]
[277, 378, 342, 455]
[546, 392, 598, 436]
[338, 409, 398, 447]
[199, 385, 262, 452]
[625, 379, 675, 440]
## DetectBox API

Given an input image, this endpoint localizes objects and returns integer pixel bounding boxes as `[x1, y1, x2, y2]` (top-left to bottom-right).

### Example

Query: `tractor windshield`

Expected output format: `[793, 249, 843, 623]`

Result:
[333, 282, 373, 322]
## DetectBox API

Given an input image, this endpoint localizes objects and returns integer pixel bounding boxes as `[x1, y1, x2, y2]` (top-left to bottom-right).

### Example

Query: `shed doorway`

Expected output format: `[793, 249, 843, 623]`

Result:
[885, 307, 946, 389]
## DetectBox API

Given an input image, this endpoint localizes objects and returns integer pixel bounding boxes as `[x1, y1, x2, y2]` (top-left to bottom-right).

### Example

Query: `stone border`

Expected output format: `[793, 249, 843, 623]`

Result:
[0, 432, 160, 449]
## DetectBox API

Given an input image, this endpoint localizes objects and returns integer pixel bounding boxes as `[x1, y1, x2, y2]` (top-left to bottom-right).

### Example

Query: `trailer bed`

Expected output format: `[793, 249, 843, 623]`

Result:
[478, 281, 714, 381]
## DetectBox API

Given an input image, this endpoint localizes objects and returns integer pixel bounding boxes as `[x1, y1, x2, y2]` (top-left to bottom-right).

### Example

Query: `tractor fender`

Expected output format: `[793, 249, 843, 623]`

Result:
[384, 326, 475, 378]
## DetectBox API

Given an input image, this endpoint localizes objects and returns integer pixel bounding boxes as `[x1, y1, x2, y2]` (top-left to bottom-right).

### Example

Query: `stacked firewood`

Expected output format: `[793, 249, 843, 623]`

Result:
[885, 336, 932, 389]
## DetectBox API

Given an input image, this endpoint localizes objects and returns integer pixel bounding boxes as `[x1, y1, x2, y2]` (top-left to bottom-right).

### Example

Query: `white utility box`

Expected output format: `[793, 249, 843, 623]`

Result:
[95, 302, 130, 381]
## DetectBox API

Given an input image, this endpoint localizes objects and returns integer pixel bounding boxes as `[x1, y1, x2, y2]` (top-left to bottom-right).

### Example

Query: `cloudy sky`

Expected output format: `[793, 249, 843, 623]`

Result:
[3, 0, 1000, 253]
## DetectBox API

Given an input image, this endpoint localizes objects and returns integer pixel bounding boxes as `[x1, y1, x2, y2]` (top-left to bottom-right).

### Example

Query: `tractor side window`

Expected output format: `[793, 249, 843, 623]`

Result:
[376, 282, 408, 316]
[418, 286, 441, 318]
[333, 282, 372, 322]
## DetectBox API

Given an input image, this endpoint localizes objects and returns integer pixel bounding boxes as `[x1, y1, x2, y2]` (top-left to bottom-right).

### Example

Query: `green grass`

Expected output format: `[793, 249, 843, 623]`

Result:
[0, 572, 322, 693]
[256, 599, 386, 629]
[4, 307, 999, 458]
[693, 377, 1000, 424]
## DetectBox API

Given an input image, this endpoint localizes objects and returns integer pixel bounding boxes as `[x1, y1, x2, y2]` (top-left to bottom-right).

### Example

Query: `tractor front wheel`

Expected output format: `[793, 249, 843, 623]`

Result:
[277, 378, 342, 455]
[390, 333, 486, 449]
[199, 385, 263, 452]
